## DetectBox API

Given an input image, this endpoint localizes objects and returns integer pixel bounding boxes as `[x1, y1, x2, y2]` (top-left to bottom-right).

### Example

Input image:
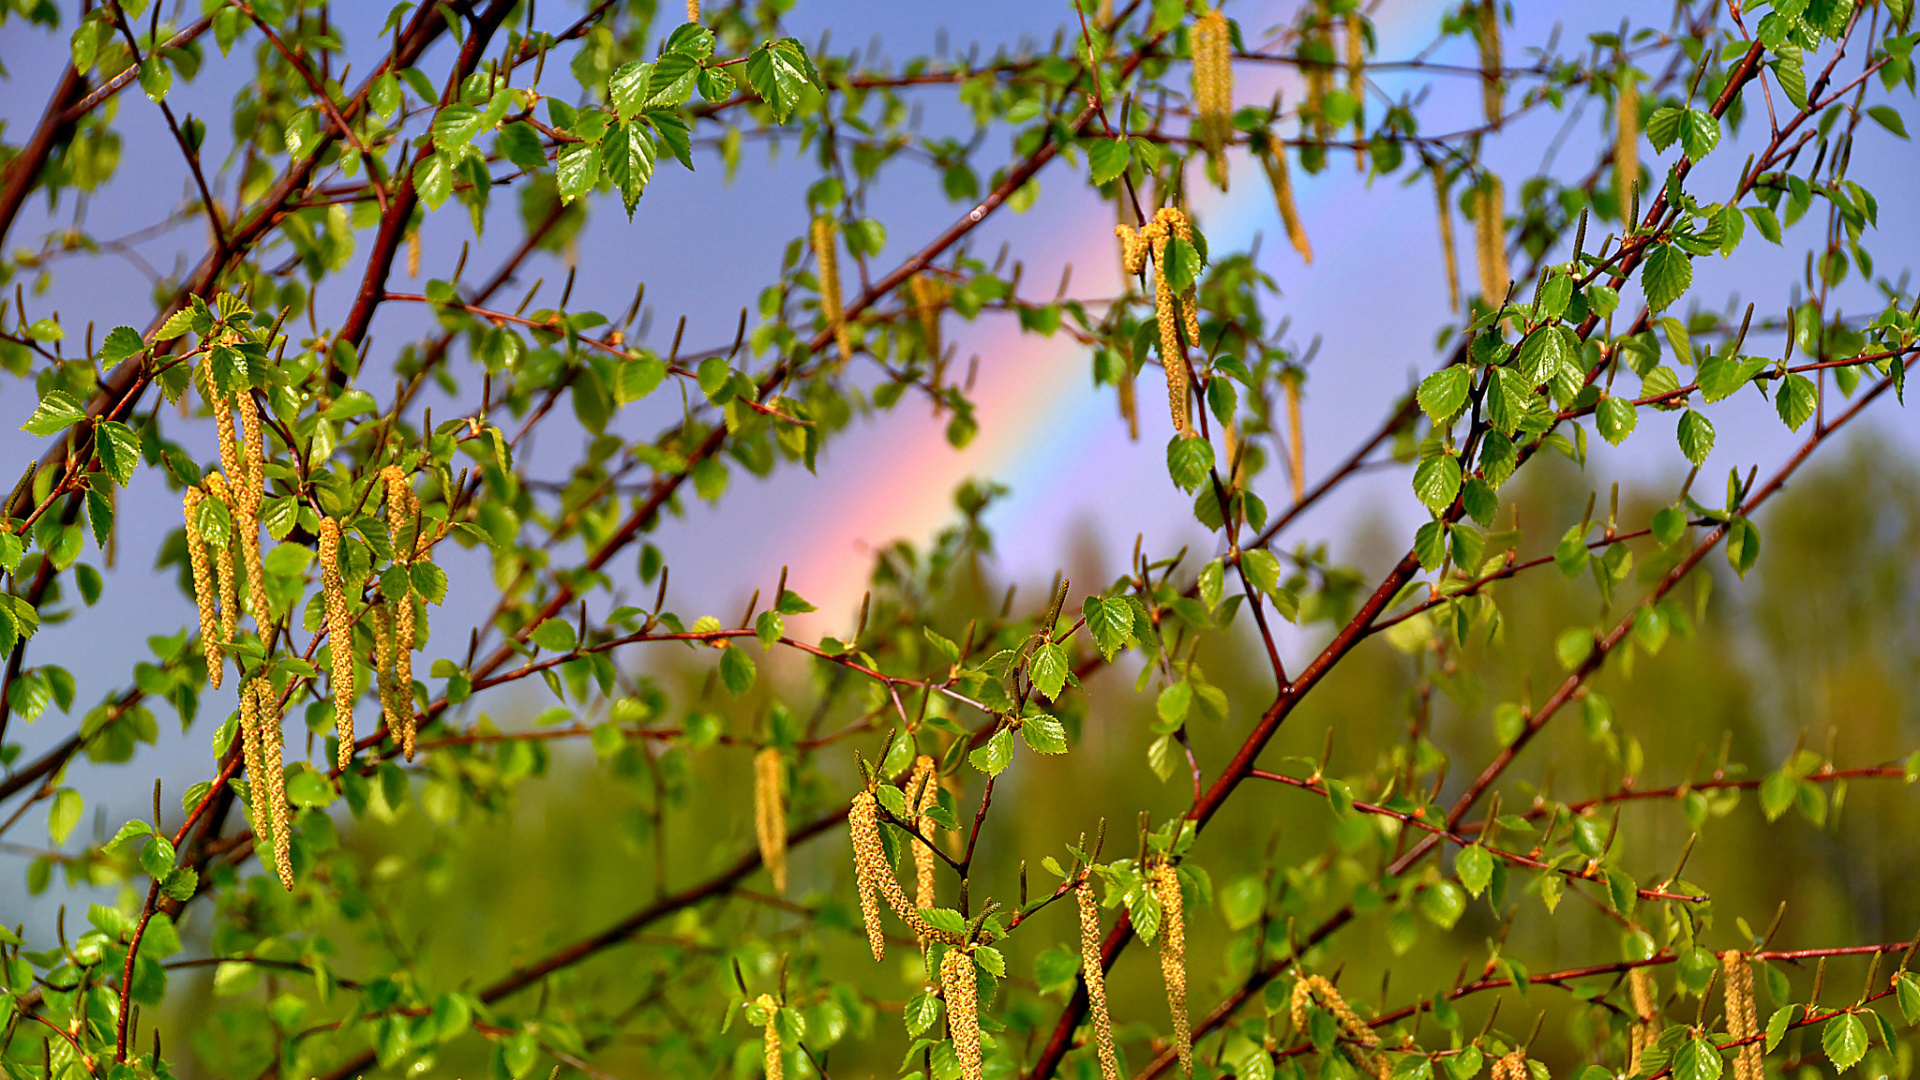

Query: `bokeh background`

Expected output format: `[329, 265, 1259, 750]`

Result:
[3, 0, 1920, 1075]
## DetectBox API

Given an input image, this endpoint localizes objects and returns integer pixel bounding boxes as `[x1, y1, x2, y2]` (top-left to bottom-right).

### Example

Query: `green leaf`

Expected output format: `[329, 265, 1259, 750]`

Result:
[1596, 395, 1637, 445]
[1419, 880, 1466, 929]
[286, 766, 336, 808]
[95, 420, 141, 485]
[99, 326, 145, 364]
[745, 38, 821, 124]
[1412, 454, 1463, 513]
[1646, 106, 1685, 151]
[719, 645, 755, 696]
[1672, 1034, 1723, 1080]
[413, 151, 455, 211]
[1678, 109, 1721, 159]
[604, 121, 657, 219]
[1895, 972, 1920, 1026]
[1765, 1005, 1802, 1052]
[1028, 641, 1069, 700]
[556, 142, 601, 203]
[528, 618, 577, 653]
[970, 726, 1014, 776]
[1088, 139, 1130, 185]
[86, 488, 113, 548]
[1020, 714, 1068, 754]
[23, 391, 86, 437]
[48, 788, 83, 845]
[609, 60, 653, 122]
[1417, 366, 1471, 421]
[1455, 844, 1493, 898]
[1823, 1012, 1868, 1072]
[1082, 596, 1134, 662]
[1866, 105, 1908, 139]
[1163, 236, 1202, 293]
[1725, 516, 1761, 577]
[431, 103, 487, 152]
[496, 121, 548, 173]
[1166, 435, 1213, 492]
[1677, 409, 1715, 465]
[1774, 372, 1816, 430]
[1642, 244, 1693, 311]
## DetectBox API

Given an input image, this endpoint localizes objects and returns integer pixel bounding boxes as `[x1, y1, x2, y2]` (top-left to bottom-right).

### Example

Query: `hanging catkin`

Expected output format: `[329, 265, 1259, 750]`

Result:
[848, 791, 890, 960]
[1116, 223, 1155, 277]
[204, 472, 240, 653]
[754, 747, 788, 893]
[1191, 8, 1233, 191]
[1077, 881, 1120, 1080]
[1258, 139, 1313, 264]
[1152, 865, 1193, 1078]
[1628, 966, 1661, 1074]
[941, 947, 984, 1080]
[909, 755, 939, 915]
[184, 486, 221, 688]
[686, 0, 700, 23]
[318, 517, 354, 771]
[236, 390, 265, 504]
[248, 678, 293, 890]
[1477, 0, 1503, 126]
[238, 673, 265, 837]
[1347, 13, 1366, 169]
[1283, 374, 1306, 504]
[406, 230, 421, 277]
[1150, 207, 1203, 437]
[1721, 952, 1762, 1080]
[811, 216, 853, 365]
[1431, 162, 1461, 311]
[756, 993, 782, 1080]
[909, 274, 946, 364]
[1305, 15, 1331, 143]
[1491, 1052, 1528, 1080]
[230, 390, 269, 634]
[384, 468, 419, 758]
[1475, 175, 1510, 308]
[206, 357, 243, 503]
[368, 599, 400, 749]
[1616, 68, 1640, 212]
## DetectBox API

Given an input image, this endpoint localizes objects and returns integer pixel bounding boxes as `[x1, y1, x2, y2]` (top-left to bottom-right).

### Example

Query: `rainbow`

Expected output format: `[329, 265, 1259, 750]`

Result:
[776, 1, 1447, 620]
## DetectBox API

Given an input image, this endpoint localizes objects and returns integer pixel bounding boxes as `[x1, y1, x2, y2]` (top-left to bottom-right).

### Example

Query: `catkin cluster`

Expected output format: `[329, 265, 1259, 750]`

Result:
[1475, 175, 1510, 309]
[1292, 973, 1387, 1078]
[1431, 163, 1462, 311]
[200, 355, 272, 666]
[848, 789, 953, 960]
[201, 472, 242, 678]
[1256, 136, 1313, 264]
[241, 677, 294, 890]
[318, 517, 355, 771]
[1152, 865, 1193, 1078]
[1117, 207, 1203, 436]
[1721, 952, 1762, 1080]
[1191, 9, 1233, 191]
[1477, 0, 1503, 126]
[382, 467, 422, 759]
[941, 947, 984, 1080]
[754, 747, 788, 893]
[755, 993, 782, 1080]
[1076, 881, 1120, 1080]
[1490, 1052, 1528, 1080]
[811, 216, 853, 365]
[1627, 966, 1661, 1073]
[1616, 69, 1640, 211]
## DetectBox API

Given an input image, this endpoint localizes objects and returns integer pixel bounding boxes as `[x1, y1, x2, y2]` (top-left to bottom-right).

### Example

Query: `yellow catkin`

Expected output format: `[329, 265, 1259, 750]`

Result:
[384, 466, 415, 564]
[1293, 974, 1385, 1075]
[1157, 209, 1203, 352]
[238, 675, 265, 839]
[1432, 162, 1461, 311]
[1305, 16, 1330, 143]
[1347, 13, 1366, 169]
[1475, 175, 1510, 309]
[848, 792, 890, 960]
[1078, 881, 1120, 1080]
[369, 600, 399, 748]
[1152, 866, 1193, 1078]
[383, 468, 419, 758]
[811, 216, 853, 365]
[1491, 1052, 1528, 1080]
[1115, 223, 1155, 278]
[909, 755, 939, 915]
[755, 747, 788, 893]
[1258, 141, 1312, 264]
[909, 274, 946, 365]
[1192, 9, 1232, 191]
[756, 993, 782, 1080]
[204, 472, 239, 653]
[184, 486, 220, 689]
[1478, 0, 1503, 126]
[393, 596, 416, 759]
[406, 230, 420, 277]
[1117, 369, 1139, 441]
[1616, 69, 1640, 212]
[1283, 375, 1305, 504]
[234, 391, 268, 631]
[941, 947, 983, 1080]
[246, 678, 293, 890]
[206, 357, 242, 503]
[1150, 208, 1203, 437]
[1628, 966, 1661, 1073]
[686, 0, 700, 23]
[318, 518, 354, 771]
[1722, 952, 1762, 1080]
